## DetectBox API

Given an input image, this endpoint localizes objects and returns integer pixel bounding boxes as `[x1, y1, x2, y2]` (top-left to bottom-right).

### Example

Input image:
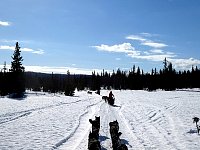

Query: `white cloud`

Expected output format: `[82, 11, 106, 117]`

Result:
[166, 51, 175, 55]
[140, 32, 152, 37]
[0, 39, 33, 44]
[26, 66, 106, 75]
[93, 34, 200, 71]
[92, 43, 140, 56]
[31, 49, 44, 54]
[0, 45, 44, 55]
[169, 58, 200, 70]
[21, 47, 34, 52]
[115, 58, 121, 61]
[126, 35, 146, 42]
[0, 21, 11, 26]
[144, 51, 150, 55]
[128, 50, 200, 70]
[0, 39, 18, 43]
[128, 53, 176, 62]
[149, 49, 164, 54]
[0, 65, 109, 75]
[140, 32, 159, 37]
[126, 34, 167, 48]
[142, 41, 168, 48]
[92, 42, 175, 62]
[0, 45, 14, 50]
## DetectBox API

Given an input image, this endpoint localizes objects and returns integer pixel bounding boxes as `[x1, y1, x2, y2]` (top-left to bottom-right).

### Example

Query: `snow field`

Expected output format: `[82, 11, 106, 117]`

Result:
[1, 89, 200, 150]
[115, 90, 200, 150]
[0, 91, 102, 149]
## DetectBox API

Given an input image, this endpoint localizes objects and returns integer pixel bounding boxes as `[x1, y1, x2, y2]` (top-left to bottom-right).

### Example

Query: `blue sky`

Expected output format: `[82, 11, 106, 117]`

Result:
[1, 0, 200, 74]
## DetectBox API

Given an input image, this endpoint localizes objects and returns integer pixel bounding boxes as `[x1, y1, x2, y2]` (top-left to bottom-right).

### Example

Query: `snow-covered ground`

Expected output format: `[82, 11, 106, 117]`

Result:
[1, 89, 200, 150]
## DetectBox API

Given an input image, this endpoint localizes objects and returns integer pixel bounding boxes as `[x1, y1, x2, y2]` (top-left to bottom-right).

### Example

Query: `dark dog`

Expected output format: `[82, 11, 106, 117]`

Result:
[88, 116, 101, 150]
[89, 116, 100, 130]
[102, 96, 108, 102]
[193, 117, 199, 126]
[109, 120, 119, 135]
[88, 131, 101, 150]
[118, 144, 128, 150]
[109, 120, 121, 150]
[193, 117, 200, 134]
[88, 91, 92, 94]
[109, 120, 128, 150]
[95, 90, 100, 95]
[197, 125, 200, 134]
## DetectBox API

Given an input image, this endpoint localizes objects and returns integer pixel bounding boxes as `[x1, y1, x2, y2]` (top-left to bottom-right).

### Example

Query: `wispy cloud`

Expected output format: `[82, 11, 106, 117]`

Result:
[140, 32, 159, 37]
[115, 58, 121, 61]
[126, 35, 146, 42]
[0, 21, 11, 26]
[169, 58, 200, 70]
[0, 45, 44, 55]
[31, 49, 44, 54]
[0, 39, 33, 44]
[0, 45, 14, 51]
[141, 41, 168, 48]
[128, 53, 176, 62]
[92, 43, 140, 56]
[129, 51, 200, 70]
[0, 39, 17, 43]
[92, 43, 174, 62]
[21, 47, 35, 52]
[0, 65, 109, 75]
[126, 34, 168, 48]
[25, 66, 106, 75]
[149, 49, 164, 54]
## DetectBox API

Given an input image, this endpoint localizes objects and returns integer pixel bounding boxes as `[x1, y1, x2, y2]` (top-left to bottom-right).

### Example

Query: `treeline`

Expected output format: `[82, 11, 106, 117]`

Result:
[92, 58, 200, 91]
[25, 71, 78, 96]
[91, 61, 200, 91]
[1, 42, 200, 97]
[24, 58, 200, 93]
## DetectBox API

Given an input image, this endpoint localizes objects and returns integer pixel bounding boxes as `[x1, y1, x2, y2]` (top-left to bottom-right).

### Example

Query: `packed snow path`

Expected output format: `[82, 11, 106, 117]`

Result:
[1, 90, 200, 149]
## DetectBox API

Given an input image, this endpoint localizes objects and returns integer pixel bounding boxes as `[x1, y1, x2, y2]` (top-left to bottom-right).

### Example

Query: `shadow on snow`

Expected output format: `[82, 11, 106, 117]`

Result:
[187, 129, 199, 134]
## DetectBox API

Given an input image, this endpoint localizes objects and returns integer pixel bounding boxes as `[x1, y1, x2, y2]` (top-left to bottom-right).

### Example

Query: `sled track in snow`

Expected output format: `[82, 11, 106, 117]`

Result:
[99, 102, 113, 150]
[123, 101, 181, 150]
[52, 99, 103, 149]
[108, 105, 145, 149]
[0, 99, 85, 125]
[99, 91, 182, 150]
[84, 100, 147, 150]
[0, 112, 32, 124]
[52, 110, 89, 149]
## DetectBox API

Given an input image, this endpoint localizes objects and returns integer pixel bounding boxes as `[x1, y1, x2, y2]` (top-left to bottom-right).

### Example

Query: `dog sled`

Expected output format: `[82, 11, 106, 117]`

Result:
[102, 91, 115, 105]
[107, 91, 115, 105]
[108, 96, 115, 105]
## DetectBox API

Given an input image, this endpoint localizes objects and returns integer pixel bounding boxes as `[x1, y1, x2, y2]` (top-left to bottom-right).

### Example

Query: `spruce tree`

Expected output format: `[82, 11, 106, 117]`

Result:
[163, 57, 168, 73]
[64, 70, 75, 96]
[10, 42, 24, 72]
[10, 42, 25, 97]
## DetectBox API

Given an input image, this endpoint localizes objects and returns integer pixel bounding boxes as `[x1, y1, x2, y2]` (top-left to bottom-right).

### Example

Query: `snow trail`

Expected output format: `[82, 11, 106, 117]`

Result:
[57, 99, 104, 150]
[68, 92, 145, 150]
[0, 99, 83, 125]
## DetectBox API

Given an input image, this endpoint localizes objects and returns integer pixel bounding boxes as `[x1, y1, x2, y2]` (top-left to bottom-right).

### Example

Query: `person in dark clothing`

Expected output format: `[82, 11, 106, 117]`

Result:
[108, 91, 115, 105]
[109, 91, 114, 99]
